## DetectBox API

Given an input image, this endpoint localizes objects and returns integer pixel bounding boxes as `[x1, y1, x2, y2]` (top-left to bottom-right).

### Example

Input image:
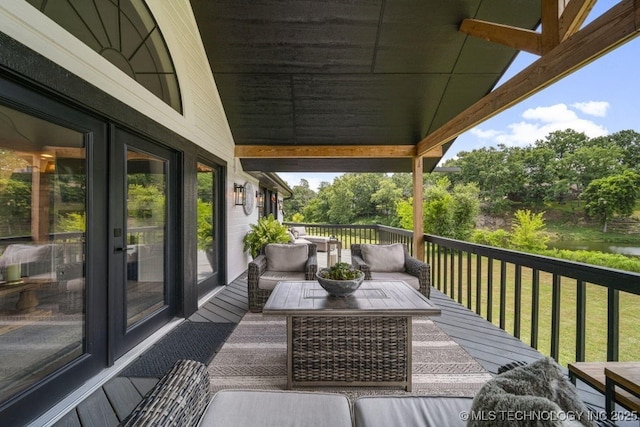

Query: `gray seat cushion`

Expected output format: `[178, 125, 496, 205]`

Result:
[368, 273, 420, 290]
[258, 271, 307, 290]
[198, 390, 352, 427]
[354, 395, 473, 427]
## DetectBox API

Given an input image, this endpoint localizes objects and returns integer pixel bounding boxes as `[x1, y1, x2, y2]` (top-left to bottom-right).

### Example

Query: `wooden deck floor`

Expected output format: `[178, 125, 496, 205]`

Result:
[53, 265, 619, 426]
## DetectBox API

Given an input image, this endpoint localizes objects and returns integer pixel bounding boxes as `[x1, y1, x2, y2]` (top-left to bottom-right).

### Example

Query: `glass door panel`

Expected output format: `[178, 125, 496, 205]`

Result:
[125, 150, 167, 327]
[0, 104, 86, 402]
[197, 163, 215, 282]
[111, 127, 176, 359]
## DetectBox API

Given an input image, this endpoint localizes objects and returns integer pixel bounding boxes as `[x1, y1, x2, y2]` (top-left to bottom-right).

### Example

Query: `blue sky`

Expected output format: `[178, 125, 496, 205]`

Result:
[280, 1, 640, 190]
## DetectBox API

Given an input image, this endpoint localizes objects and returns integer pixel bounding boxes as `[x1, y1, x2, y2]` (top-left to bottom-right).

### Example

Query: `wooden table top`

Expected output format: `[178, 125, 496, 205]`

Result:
[263, 280, 441, 316]
[569, 362, 640, 412]
[605, 365, 640, 395]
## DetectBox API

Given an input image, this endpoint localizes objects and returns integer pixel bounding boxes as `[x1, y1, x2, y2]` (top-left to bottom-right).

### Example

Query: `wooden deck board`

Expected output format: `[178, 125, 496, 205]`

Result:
[128, 377, 158, 397]
[103, 377, 144, 422]
[75, 388, 119, 427]
[53, 410, 82, 427]
[430, 289, 544, 365]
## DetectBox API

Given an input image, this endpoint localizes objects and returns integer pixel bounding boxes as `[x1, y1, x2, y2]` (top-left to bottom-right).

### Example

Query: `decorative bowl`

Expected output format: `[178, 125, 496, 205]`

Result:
[316, 270, 364, 297]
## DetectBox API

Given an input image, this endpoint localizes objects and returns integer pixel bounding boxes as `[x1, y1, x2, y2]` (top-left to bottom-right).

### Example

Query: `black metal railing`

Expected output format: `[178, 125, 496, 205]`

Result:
[284, 222, 640, 366]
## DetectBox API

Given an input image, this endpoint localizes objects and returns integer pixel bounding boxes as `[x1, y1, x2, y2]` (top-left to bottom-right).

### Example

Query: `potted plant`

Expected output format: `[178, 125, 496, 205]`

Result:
[316, 262, 364, 297]
[242, 214, 291, 258]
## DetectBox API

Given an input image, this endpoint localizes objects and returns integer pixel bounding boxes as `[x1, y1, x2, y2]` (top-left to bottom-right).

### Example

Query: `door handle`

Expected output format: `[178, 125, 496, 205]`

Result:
[114, 246, 134, 253]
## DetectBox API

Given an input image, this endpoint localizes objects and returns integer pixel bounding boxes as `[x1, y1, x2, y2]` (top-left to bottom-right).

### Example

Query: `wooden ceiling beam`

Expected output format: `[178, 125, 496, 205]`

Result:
[559, 0, 598, 41]
[461, 0, 597, 56]
[236, 145, 444, 159]
[541, 0, 561, 53]
[416, 0, 640, 157]
[459, 19, 542, 55]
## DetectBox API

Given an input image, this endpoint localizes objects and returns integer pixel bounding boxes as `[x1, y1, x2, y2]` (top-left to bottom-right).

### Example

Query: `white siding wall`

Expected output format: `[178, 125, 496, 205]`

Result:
[0, 1, 255, 281]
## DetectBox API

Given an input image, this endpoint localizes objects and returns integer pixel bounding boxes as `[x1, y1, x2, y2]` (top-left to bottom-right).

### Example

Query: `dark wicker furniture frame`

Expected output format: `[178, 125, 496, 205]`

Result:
[350, 243, 431, 298]
[263, 280, 441, 391]
[247, 243, 318, 312]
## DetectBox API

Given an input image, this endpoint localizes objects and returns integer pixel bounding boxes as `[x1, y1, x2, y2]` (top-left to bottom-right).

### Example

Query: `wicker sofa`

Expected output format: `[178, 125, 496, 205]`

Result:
[121, 358, 596, 427]
[350, 243, 431, 298]
[247, 243, 317, 312]
[120, 359, 472, 427]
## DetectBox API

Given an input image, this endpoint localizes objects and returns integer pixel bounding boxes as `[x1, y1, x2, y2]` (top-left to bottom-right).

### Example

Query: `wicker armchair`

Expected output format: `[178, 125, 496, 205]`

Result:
[350, 243, 431, 298]
[248, 243, 317, 312]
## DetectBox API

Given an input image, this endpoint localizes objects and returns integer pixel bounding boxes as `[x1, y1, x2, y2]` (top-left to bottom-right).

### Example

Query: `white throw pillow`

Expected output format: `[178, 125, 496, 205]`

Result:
[290, 226, 307, 237]
[361, 244, 405, 272]
[266, 244, 309, 272]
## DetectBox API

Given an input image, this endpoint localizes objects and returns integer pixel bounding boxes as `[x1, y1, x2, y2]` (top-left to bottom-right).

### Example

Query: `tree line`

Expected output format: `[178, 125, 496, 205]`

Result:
[284, 129, 640, 234]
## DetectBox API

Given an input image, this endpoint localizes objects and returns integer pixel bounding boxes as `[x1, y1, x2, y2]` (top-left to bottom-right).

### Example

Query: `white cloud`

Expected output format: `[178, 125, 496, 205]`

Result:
[468, 103, 608, 148]
[522, 104, 578, 123]
[470, 128, 501, 139]
[571, 101, 609, 117]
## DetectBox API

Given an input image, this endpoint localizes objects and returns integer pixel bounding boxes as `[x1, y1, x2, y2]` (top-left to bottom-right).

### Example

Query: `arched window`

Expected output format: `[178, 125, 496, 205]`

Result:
[27, 0, 182, 113]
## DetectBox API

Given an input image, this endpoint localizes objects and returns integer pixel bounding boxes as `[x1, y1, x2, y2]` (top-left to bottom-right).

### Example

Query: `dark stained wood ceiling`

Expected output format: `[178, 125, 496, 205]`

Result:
[190, 0, 541, 172]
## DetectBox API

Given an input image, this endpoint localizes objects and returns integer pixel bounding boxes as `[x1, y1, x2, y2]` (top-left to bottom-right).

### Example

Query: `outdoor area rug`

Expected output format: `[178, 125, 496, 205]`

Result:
[122, 320, 236, 378]
[207, 313, 492, 400]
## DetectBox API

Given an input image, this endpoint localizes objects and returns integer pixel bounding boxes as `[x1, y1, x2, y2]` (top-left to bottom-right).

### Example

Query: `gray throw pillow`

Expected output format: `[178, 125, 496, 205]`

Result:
[266, 244, 309, 272]
[361, 244, 405, 272]
[468, 357, 596, 427]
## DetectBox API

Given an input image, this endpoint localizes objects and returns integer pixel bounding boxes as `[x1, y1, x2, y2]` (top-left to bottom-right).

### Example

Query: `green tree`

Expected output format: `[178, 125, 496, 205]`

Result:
[608, 130, 640, 173]
[510, 209, 549, 251]
[0, 176, 31, 236]
[561, 142, 624, 192]
[371, 179, 402, 224]
[303, 182, 331, 223]
[424, 180, 454, 237]
[581, 170, 640, 232]
[396, 178, 479, 239]
[445, 146, 523, 213]
[534, 129, 589, 160]
[450, 182, 480, 240]
[283, 179, 316, 220]
[56, 212, 85, 233]
[395, 198, 414, 230]
[326, 179, 356, 224]
[127, 184, 165, 226]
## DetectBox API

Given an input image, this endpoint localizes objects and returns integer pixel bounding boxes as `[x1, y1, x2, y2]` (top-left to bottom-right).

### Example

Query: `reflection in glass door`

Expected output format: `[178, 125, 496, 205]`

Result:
[197, 162, 221, 296]
[125, 150, 167, 326]
[0, 104, 87, 403]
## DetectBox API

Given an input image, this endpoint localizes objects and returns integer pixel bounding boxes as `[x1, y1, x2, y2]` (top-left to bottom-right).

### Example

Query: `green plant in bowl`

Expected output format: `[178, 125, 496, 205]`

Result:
[316, 262, 364, 297]
[318, 262, 360, 280]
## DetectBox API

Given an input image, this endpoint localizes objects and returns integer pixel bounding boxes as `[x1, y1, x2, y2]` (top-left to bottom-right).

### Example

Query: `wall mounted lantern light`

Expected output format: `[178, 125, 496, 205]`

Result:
[234, 183, 245, 206]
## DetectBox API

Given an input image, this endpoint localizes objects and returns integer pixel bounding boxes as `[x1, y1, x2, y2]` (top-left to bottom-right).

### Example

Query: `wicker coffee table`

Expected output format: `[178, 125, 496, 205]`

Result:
[262, 280, 441, 391]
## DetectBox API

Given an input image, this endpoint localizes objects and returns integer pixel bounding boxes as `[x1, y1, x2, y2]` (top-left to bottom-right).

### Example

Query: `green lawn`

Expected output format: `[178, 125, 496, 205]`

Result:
[431, 252, 639, 367]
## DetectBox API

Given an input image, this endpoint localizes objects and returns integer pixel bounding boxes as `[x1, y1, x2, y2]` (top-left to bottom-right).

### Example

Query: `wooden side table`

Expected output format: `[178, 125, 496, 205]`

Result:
[569, 362, 640, 418]
[605, 365, 640, 418]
